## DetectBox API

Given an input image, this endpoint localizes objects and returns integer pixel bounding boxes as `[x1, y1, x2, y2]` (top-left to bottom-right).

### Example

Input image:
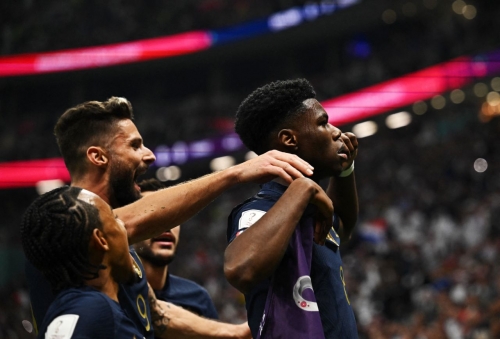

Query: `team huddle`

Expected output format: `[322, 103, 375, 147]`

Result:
[21, 79, 360, 339]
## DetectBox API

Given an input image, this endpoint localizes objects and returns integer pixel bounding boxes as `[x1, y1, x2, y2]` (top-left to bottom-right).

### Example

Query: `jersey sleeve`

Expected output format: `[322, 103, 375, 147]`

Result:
[40, 292, 115, 339]
[227, 199, 276, 243]
[199, 288, 219, 319]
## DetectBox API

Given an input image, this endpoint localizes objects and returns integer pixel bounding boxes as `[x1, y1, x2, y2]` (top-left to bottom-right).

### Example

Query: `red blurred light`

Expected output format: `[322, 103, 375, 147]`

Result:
[0, 31, 212, 77]
[0, 158, 70, 188]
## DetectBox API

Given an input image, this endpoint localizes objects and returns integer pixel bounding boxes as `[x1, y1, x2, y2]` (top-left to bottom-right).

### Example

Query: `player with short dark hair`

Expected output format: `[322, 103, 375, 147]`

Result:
[135, 178, 252, 338]
[225, 79, 359, 338]
[22, 186, 143, 338]
[26, 96, 315, 338]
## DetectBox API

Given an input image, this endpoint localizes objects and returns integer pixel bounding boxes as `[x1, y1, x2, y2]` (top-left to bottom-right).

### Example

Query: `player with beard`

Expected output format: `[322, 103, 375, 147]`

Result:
[21, 186, 144, 338]
[25, 96, 314, 339]
[135, 178, 252, 339]
[225, 79, 359, 338]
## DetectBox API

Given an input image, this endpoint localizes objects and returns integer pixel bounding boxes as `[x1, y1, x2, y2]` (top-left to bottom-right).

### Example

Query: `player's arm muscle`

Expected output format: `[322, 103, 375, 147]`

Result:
[327, 132, 359, 243]
[224, 178, 333, 294]
[148, 283, 251, 339]
[155, 299, 251, 339]
[326, 173, 358, 243]
[115, 150, 313, 244]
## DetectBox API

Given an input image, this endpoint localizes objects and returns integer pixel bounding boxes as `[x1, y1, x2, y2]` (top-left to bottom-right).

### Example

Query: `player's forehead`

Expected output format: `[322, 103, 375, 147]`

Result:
[302, 98, 328, 117]
[114, 119, 142, 142]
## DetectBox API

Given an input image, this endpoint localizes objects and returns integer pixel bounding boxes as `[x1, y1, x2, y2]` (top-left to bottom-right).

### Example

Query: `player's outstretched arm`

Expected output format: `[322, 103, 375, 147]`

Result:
[116, 150, 314, 244]
[327, 132, 359, 243]
[224, 177, 333, 294]
[148, 287, 251, 339]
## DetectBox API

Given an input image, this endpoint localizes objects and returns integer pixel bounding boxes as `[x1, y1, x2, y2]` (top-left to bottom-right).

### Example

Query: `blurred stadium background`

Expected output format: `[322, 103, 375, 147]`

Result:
[1, 0, 500, 337]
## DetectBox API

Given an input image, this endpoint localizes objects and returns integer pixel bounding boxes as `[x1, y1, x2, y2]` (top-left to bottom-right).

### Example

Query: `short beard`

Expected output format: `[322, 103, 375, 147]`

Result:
[136, 244, 175, 267]
[108, 161, 141, 207]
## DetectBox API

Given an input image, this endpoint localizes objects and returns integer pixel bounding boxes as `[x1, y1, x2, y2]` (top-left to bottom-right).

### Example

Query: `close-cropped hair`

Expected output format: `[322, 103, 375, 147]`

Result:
[54, 97, 134, 177]
[21, 186, 104, 292]
[235, 78, 316, 154]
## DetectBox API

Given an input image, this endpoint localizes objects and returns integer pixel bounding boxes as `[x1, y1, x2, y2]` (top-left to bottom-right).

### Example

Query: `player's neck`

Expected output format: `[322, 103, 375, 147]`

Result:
[71, 174, 114, 208]
[142, 260, 168, 290]
[85, 270, 120, 302]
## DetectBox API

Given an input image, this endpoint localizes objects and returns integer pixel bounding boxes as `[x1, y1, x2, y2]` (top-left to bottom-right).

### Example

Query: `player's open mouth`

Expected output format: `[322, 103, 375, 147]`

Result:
[152, 232, 176, 246]
[133, 167, 147, 192]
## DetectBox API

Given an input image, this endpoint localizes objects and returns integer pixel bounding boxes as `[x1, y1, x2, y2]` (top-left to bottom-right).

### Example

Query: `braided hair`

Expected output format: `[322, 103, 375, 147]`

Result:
[21, 186, 105, 292]
[235, 78, 316, 154]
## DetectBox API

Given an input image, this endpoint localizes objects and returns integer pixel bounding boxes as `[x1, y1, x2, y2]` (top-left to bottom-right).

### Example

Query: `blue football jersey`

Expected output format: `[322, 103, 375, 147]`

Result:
[26, 247, 154, 339]
[227, 181, 358, 339]
[37, 286, 145, 339]
[155, 273, 218, 319]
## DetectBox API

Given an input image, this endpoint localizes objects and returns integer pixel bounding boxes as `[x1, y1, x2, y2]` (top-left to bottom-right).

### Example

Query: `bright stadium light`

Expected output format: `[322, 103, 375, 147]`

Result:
[486, 92, 500, 106]
[385, 111, 412, 129]
[210, 156, 236, 172]
[491, 77, 500, 91]
[156, 166, 181, 181]
[452, 0, 466, 14]
[474, 83, 489, 97]
[352, 121, 378, 138]
[431, 95, 446, 109]
[462, 5, 477, 20]
[474, 158, 488, 173]
[450, 89, 465, 104]
[412, 101, 428, 115]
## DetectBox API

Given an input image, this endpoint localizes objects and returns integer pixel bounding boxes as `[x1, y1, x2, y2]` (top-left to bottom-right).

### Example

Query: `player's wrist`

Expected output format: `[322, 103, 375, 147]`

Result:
[339, 161, 354, 177]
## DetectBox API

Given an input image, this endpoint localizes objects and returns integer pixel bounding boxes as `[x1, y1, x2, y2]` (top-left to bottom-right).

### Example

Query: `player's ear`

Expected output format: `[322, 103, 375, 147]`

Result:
[87, 146, 109, 167]
[278, 129, 298, 152]
[90, 228, 109, 252]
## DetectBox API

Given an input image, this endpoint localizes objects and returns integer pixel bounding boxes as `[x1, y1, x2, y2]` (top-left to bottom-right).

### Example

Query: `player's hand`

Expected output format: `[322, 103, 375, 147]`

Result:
[233, 150, 314, 184]
[340, 132, 358, 169]
[234, 322, 252, 339]
[307, 181, 334, 245]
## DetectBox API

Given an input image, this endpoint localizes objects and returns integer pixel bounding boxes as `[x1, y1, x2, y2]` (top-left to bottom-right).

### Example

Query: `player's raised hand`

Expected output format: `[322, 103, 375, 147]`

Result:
[340, 132, 358, 168]
[232, 150, 314, 184]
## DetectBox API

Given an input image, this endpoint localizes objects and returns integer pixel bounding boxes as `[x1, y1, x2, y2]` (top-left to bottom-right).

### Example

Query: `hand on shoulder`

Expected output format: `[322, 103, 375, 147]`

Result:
[232, 150, 314, 184]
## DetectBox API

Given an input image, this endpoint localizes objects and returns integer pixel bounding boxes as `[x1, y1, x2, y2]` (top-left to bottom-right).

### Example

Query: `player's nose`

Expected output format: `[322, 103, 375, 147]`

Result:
[143, 146, 156, 165]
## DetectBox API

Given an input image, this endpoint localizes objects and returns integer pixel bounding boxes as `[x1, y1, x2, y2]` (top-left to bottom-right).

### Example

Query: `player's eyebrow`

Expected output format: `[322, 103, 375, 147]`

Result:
[317, 113, 329, 122]
[129, 137, 143, 145]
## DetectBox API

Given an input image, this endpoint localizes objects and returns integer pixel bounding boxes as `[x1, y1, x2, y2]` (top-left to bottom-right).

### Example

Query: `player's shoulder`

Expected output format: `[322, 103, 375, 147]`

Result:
[168, 274, 209, 296]
[57, 287, 112, 307]
[230, 190, 276, 219]
[42, 288, 116, 338]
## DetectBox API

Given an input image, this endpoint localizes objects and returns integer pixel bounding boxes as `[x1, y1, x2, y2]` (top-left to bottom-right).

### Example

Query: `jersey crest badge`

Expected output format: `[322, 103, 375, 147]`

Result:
[131, 255, 143, 279]
[45, 314, 79, 339]
[238, 210, 266, 230]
